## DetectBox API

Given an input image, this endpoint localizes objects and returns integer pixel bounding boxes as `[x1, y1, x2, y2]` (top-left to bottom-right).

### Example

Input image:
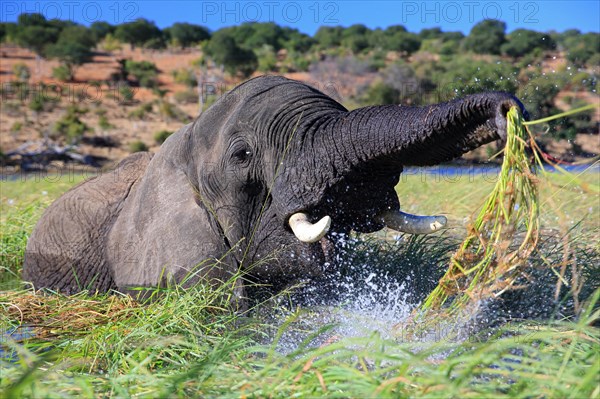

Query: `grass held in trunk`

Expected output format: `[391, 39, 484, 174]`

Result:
[420, 104, 597, 317]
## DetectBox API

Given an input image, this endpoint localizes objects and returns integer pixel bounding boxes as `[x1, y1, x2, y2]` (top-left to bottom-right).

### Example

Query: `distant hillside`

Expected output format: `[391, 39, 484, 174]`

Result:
[1, 15, 598, 171]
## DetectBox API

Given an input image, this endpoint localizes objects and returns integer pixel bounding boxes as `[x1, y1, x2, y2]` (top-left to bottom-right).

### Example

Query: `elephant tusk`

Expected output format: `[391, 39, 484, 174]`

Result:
[288, 213, 332, 243]
[379, 211, 447, 235]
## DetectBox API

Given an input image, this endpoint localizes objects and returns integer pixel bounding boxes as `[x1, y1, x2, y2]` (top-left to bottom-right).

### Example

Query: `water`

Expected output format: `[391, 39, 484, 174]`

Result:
[269, 234, 480, 355]
[2, 164, 598, 182]
[269, 272, 482, 356]
[403, 163, 600, 177]
[0, 326, 36, 361]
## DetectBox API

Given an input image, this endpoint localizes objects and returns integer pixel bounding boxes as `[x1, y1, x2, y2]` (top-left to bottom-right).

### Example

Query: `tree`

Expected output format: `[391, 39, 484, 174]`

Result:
[100, 33, 122, 53]
[172, 68, 197, 88]
[419, 27, 444, 40]
[90, 21, 115, 42]
[0, 22, 17, 42]
[45, 26, 95, 81]
[143, 37, 166, 50]
[164, 22, 210, 48]
[204, 32, 257, 77]
[238, 22, 282, 50]
[560, 32, 600, 66]
[281, 27, 315, 53]
[46, 41, 93, 81]
[13, 14, 60, 57]
[384, 29, 421, 55]
[463, 20, 506, 55]
[516, 71, 577, 140]
[314, 26, 343, 49]
[114, 18, 163, 49]
[501, 29, 555, 57]
[432, 56, 519, 96]
[256, 45, 278, 72]
[59, 25, 96, 48]
[341, 24, 371, 54]
[361, 81, 401, 105]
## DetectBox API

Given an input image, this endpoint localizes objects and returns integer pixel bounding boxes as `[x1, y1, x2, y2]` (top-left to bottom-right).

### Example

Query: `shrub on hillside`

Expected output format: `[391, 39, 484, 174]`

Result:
[28, 97, 44, 113]
[52, 106, 90, 142]
[51, 65, 71, 82]
[124, 60, 159, 88]
[129, 140, 148, 153]
[158, 101, 191, 123]
[128, 102, 153, 119]
[100, 33, 122, 53]
[172, 69, 197, 88]
[154, 130, 173, 144]
[98, 114, 114, 131]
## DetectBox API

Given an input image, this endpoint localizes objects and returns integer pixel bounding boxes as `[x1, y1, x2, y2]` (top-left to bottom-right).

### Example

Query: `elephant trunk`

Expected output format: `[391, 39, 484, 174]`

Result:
[324, 91, 524, 169]
[279, 92, 524, 238]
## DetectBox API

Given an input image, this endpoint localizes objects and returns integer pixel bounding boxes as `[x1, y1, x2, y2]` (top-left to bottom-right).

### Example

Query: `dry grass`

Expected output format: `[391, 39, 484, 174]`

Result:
[420, 104, 599, 318]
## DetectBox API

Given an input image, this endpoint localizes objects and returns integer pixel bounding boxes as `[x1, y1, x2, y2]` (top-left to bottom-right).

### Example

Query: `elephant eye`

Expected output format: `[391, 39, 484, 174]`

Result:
[232, 147, 252, 164]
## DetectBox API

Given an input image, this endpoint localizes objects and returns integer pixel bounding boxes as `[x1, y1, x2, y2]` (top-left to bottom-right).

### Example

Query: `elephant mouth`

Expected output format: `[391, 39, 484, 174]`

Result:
[283, 172, 448, 245]
[286, 206, 447, 243]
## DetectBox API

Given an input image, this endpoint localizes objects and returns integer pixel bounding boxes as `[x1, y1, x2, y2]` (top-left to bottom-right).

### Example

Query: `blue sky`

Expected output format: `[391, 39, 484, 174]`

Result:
[1, 1, 599, 35]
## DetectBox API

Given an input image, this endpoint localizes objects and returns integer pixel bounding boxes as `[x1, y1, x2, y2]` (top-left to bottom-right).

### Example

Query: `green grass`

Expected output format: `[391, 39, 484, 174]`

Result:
[1, 171, 599, 398]
[1, 284, 598, 398]
[0, 175, 87, 289]
[395, 168, 599, 234]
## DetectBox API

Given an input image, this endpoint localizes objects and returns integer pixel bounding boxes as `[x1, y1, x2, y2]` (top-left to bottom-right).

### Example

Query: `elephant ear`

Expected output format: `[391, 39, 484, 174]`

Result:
[107, 124, 241, 297]
[23, 152, 153, 294]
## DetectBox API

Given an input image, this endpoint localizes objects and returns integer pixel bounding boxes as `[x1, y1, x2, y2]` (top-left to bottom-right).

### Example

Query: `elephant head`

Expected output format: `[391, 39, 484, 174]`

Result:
[23, 75, 525, 302]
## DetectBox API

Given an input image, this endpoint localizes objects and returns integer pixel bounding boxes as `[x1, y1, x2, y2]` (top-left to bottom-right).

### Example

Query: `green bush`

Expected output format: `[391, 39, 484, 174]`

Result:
[143, 36, 166, 50]
[154, 130, 173, 144]
[586, 53, 600, 69]
[561, 32, 599, 66]
[28, 96, 44, 113]
[117, 85, 136, 104]
[434, 56, 519, 96]
[98, 114, 114, 130]
[124, 60, 159, 88]
[128, 102, 153, 119]
[52, 105, 90, 142]
[516, 71, 578, 140]
[51, 65, 71, 81]
[129, 140, 148, 153]
[570, 72, 595, 91]
[463, 19, 506, 55]
[204, 31, 257, 77]
[501, 29, 555, 57]
[100, 33, 122, 52]
[360, 81, 400, 105]
[158, 101, 190, 122]
[172, 69, 197, 88]
[256, 44, 277, 72]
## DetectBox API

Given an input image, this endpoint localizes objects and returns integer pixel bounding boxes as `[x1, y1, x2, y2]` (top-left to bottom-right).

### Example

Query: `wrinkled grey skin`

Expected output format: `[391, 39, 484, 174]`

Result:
[23, 75, 525, 303]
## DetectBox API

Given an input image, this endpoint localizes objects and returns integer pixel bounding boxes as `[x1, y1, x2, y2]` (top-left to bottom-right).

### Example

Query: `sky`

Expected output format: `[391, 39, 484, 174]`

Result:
[1, 1, 599, 35]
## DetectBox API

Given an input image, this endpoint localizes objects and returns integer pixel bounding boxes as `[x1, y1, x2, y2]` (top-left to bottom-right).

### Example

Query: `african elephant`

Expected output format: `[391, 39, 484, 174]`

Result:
[23, 75, 525, 304]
